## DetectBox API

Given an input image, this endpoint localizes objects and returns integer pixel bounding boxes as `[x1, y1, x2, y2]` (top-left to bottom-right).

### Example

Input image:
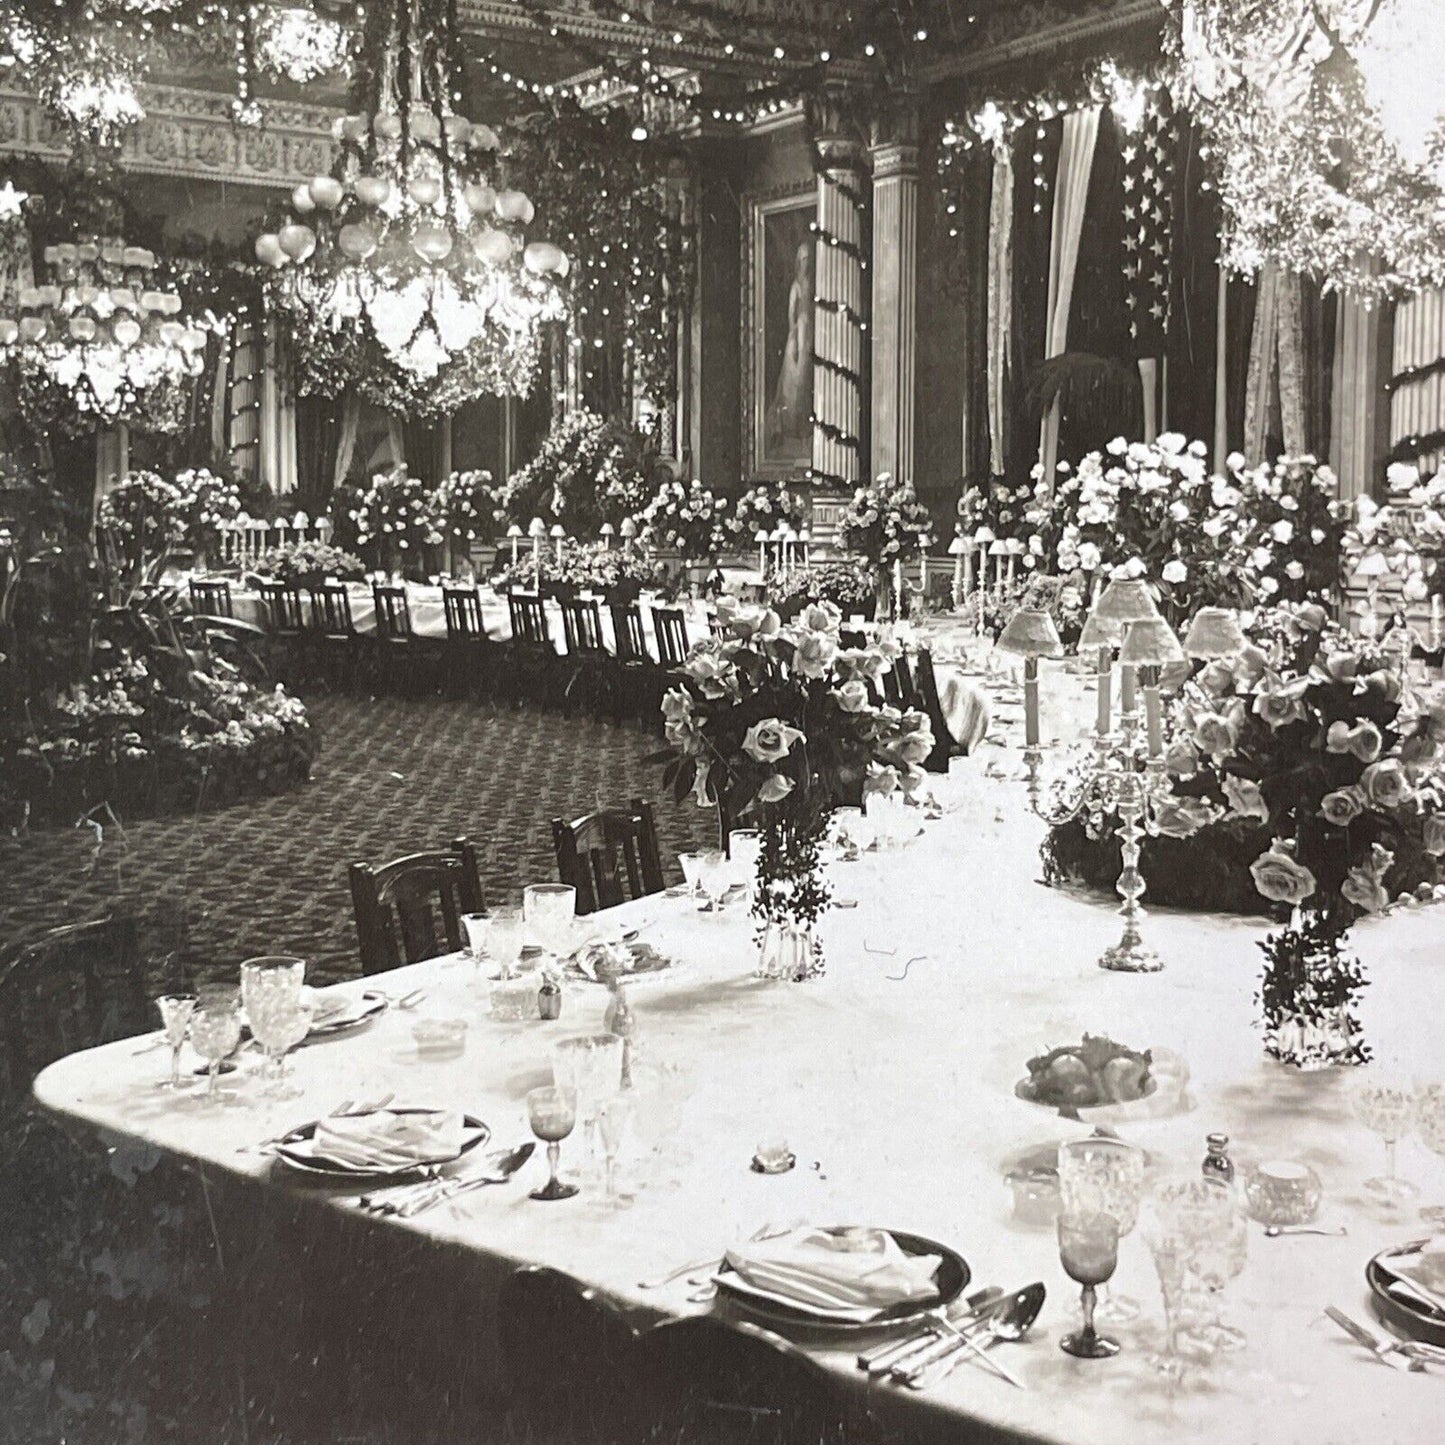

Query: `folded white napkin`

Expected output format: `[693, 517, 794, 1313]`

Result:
[1379, 1238, 1445, 1313]
[309, 1109, 463, 1171]
[939, 674, 990, 753]
[723, 1226, 941, 1314]
[302, 988, 351, 1025]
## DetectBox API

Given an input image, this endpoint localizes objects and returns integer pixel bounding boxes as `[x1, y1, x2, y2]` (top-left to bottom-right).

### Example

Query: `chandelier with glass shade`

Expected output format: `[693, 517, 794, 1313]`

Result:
[0, 238, 211, 434]
[1173, 0, 1445, 298]
[255, 0, 568, 420]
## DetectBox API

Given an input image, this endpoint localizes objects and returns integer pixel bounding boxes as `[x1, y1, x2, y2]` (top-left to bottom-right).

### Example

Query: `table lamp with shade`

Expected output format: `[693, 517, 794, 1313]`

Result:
[506, 522, 523, 567]
[948, 531, 969, 607]
[528, 517, 546, 589]
[996, 607, 1064, 747]
[620, 517, 637, 552]
[599, 521, 615, 550]
[549, 522, 566, 565]
[1079, 611, 1123, 738]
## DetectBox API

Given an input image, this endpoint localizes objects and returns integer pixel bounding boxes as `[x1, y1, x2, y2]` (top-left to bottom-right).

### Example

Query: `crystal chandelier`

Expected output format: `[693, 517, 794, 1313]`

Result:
[253, 4, 353, 85]
[255, 0, 567, 420]
[0, 238, 212, 434]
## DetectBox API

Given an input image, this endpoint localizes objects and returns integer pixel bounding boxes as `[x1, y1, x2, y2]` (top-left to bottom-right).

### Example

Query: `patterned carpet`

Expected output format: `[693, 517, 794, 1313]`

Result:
[0, 695, 718, 988]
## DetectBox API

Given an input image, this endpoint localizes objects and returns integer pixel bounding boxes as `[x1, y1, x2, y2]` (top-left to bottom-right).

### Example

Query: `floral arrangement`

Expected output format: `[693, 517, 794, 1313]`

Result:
[97, 470, 190, 561]
[1224, 453, 1349, 604]
[981, 573, 1088, 647]
[768, 561, 876, 618]
[638, 477, 731, 562]
[431, 468, 498, 556]
[957, 473, 1034, 544]
[1344, 462, 1445, 604]
[732, 481, 807, 542]
[250, 540, 366, 587]
[658, 597, 934, 977]
[492, 409, 654, 535]
[491, 538, 657, 600]
[838, 473, 933, 572]
[346, 465, 444, 566]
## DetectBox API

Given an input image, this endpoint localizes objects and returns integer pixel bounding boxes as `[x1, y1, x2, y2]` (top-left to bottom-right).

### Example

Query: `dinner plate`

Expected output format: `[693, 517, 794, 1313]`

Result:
[274, 1109, 490, 1180]
[567, 941, 673, 985]
[711, 1230, 969, 1337]
[1367, 1242, 1445, 1348]
[304, 990, 388, 1038]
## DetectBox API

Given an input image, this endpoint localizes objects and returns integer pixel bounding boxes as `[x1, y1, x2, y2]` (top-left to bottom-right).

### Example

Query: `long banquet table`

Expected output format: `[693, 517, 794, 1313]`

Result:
[32, 674, 1445, 1444]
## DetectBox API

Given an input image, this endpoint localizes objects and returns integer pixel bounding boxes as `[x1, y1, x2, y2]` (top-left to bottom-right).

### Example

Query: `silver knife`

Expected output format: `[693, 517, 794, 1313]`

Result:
[1324, 1307, 1412, 1370]
[856, 1287, 1003, 1375]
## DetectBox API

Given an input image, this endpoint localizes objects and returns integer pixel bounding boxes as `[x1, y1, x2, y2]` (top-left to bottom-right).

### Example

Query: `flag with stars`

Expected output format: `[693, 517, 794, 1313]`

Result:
[1120, 94, 1176, 357]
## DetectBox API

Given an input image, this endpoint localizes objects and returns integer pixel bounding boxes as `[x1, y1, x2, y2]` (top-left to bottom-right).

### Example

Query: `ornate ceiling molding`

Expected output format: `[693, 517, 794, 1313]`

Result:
[0, 84, 340, 189]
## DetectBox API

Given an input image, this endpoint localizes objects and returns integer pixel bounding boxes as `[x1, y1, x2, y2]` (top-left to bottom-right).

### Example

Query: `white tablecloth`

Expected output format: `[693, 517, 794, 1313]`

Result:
[33, 682, 1445, 1444]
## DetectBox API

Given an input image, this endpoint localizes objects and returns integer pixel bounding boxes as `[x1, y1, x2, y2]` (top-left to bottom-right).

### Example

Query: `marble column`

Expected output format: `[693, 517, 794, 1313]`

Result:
[810, 93, 867, 489]
[869, 107, 918, 484]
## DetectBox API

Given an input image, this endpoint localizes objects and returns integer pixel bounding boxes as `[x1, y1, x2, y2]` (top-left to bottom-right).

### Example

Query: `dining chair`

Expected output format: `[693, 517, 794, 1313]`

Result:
[442, 584, 493, 698]
[373, 582, 438, 696]
[188, 577, 234, 619]
[636, 1315, 855, 1445]
[909, 648, 957, 772]
[307, 581, 361, 690]
[651, 605, 691, 670]
[348, 849, 487, 975]
[506, 591, 557, 708]
[256, 579, 306, 637]
[0, 916, 150, 1098]
[558, 595, 613, 718]
[609, 601, 658, 722]
[550, 797, 664, 915]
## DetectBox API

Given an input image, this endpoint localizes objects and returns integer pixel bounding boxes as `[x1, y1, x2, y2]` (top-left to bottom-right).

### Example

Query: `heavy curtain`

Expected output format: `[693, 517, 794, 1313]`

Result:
[986, 141, 1014, 477]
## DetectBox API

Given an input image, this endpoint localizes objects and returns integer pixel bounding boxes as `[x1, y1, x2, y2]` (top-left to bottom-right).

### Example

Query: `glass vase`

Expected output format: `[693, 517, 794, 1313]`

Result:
[1264, 1006, 1362, 1071]
[756, 918, 820, 982]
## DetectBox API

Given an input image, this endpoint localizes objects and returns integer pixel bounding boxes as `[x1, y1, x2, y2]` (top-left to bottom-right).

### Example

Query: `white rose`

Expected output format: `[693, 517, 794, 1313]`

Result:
[1077, 542, 1102, 571]
[1270, 519, 1294, 544]
[1162, 559, 1188, 584]
[1168, 500, 1191, 523]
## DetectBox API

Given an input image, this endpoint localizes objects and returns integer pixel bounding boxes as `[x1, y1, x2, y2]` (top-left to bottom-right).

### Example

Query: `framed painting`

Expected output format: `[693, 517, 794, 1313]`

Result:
[742, 187, 816, 479]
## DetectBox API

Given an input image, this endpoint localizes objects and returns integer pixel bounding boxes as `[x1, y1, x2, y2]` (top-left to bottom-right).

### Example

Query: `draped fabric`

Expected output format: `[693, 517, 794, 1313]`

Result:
[985, 142, 1014, 477]
[95, 427, 128, 496]
[260, 317, 298, 494]
[1213, 264, 1229, 470]
[210, 343, 229, 461]
[228, 322, 261, 478]
[1389, 285, 1445, 472]
[1038, 107, 1100, 485]
[1244, 264, 1306, 462]
[1331, 282, 1381, 499]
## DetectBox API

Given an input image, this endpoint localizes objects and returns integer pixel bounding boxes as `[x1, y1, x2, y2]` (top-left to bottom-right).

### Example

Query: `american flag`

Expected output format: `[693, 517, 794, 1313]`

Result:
[1120, 94, 1176, 355]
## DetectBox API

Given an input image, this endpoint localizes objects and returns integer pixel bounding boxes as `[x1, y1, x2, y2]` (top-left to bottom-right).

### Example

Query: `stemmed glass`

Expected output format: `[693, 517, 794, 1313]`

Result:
[1413, 1081, 1445, 1224]
[1141, 1216, 1196, 1381]
[1058, 1135, 1146, 1322]
[524, 884, 577, 968]
[728, 829, 761, 907]
[677, 852, 704, 899]
[596, 1096, 635, 1209]
[240, 956, 307, 1100]
[154, 994, 196, 1090]
[486, 907, 527, 981]
[1352, 1072, 1419, 1204]
[462, 912, 489, 965]
[1057, 1211, 1122, 1358]
[552, 1033, 624, 1176]
[1149, 1177, 1248, 1355]
[190, 985, 242, 1103]
[693, 849, 727, 911]
[527, 1085, 579, 1201]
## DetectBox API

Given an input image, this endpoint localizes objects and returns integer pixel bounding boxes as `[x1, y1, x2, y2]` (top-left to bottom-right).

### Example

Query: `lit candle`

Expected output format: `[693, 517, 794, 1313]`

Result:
[1433, 593, 1442, 650]
[1095, 645, 1112, 736]
[1120, 662, 1137, 718]
[532, 536, 541, 589]
[893, 557, 903, 608]
[1143, 670, 1163, 757]
[962, 546, 973, 600]
[1024, 655, 1040, 747]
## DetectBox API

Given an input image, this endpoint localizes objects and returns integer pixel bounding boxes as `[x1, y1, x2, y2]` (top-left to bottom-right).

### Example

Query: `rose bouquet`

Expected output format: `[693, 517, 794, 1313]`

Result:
[838, 473, 933, 572]
[347, 465, 445, 570]
[639, 477, 731, 562]
[957, 472, 1034, 546]
[251, 540, 366, 587]
[767, 561, 877, 619]
[733, 481, 807, 542]
[657, 597, 934, 978]
[1226, 453, 1349, 605]
[492, 538, 657, 600]
[431, 468, 499, 561]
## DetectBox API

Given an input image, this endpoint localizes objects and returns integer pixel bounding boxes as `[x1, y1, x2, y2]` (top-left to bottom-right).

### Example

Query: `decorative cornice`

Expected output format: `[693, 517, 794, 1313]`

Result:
[0, 84, 339, 189]
[923, 0, 1161, 83]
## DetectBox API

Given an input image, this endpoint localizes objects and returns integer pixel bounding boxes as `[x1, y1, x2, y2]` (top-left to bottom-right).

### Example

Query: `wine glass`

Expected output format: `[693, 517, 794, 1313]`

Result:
[154, 994, 196, 1090]
[596, 1096, 635, 1209]
[677, 852, 704, 899]
[693, 849, 727, 912]
[1058, 1135, 1146, 1322]
[1413, 1081, 1445, 1224]
[1057, 1211, 1121, 1358]
[486, 907, 526, 981]
[1150, 1177, 1247, 1355]
[527, 1085, 579, 1201]
[240, 956, 306, 1099]
[462, 912, 489, 964]
[1352, 1072, 1419, 1204]
[524, 883, 577, 967]
[728, 829, 761, 906]
[1141, 1215, 1198, 1381]
[829, 807, 864, 861]
[552, 1033, 624, 1174]
[190, 985, 242, 1103]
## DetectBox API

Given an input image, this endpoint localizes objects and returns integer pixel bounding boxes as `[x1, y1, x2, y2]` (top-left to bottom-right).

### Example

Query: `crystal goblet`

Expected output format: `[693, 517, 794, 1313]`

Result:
[240, 956, 306, 1100]
[1413, 1081, 1445, 1225]
[486, 906, 526, 980]
[728, 828, 761, 905]
[1352, 1072, 1419, 1205]
[1151, 1176, 1247, 1354]
[524, 883, 577, 967]
[693, 849, 727, 912]
[190, 986, 242, 1103]
[1057, 1211, 1121, 1358]
[528, 1085, 579, 1201]
[1058, 1135, 1146, 1322]
[462, 912, 489, 964]
[154, 994, 196, 1090]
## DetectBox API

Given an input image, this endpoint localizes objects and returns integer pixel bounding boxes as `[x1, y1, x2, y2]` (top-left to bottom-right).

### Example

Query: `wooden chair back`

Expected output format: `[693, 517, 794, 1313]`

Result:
[372, 583, 414, 641]
[0, 917, 150, 1097]
[507, 592, 553, 649]
[551, 797, 664, 915]
[308, 581, 357, 638]
[909, 647, 956, 771]
[442, 585, 487, 641]
[707, 612, 727, 637]
[189, 577, 234, 618]
[651, 606, 690, 668]
[882, 650, 915, 708]
[839, 626, 867, 650]
[559, 596, 607, 656]
[257, 580, 305, 635]
[609, 603, 651, 664]
[348, 849, 486, 975]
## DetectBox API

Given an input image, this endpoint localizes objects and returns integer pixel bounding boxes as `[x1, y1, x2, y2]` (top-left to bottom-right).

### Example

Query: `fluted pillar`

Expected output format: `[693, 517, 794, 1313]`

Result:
[869, 105, 918, 483]
[810, 93, 867, 489]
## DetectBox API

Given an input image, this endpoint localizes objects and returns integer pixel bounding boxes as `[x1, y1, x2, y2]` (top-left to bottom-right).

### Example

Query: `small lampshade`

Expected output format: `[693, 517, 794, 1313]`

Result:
[1353, 550, 1391, 579]
[1092, 577, 1160, 625]
[996, 607, 1065, 658]
[549, 523, 566, 538]
[1182, 606, 1247, 659]
[987, 538, 1009, 556]
[620, 518, 637, 537]
[1079, 612, 1123, 650]
[528, 517, 547, 537]
[947, 535, 968, 556]
[1119, 616, 1185, 668]
[600, 522, 615, 536]
[754, 528, 770, 542]
[506, 523, 523, 538]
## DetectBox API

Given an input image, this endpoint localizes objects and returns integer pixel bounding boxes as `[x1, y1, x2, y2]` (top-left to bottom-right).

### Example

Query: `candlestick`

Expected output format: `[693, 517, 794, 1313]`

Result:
[1095, 646, 1112, 737]
[893, 558, 903, 615]
[510, 537, 519, 565]
[1120, 660, 1137, 720]
[963, 547, 973, 601]
[1143, 670, 1163, 758]
[1432, 594, 1442, 651]
[1024, 656, 1040, 747]
[532, 537, 541, 589]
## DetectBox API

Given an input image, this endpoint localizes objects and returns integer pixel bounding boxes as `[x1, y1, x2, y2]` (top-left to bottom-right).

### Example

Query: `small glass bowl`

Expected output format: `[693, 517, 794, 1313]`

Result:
[490, 976, 539, 1023]
[411, 1016, 468, 1060]
[1243, 1159, 1323, 1227]
[1005, 1166, 1062, 1227]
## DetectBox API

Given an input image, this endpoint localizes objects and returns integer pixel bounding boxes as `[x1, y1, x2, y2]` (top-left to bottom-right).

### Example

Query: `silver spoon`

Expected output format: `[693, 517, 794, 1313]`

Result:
[1264, 1223, 1348, 1237]
[903, 1282, 1046, 1391]
[858, 1286, 1005, 1376]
